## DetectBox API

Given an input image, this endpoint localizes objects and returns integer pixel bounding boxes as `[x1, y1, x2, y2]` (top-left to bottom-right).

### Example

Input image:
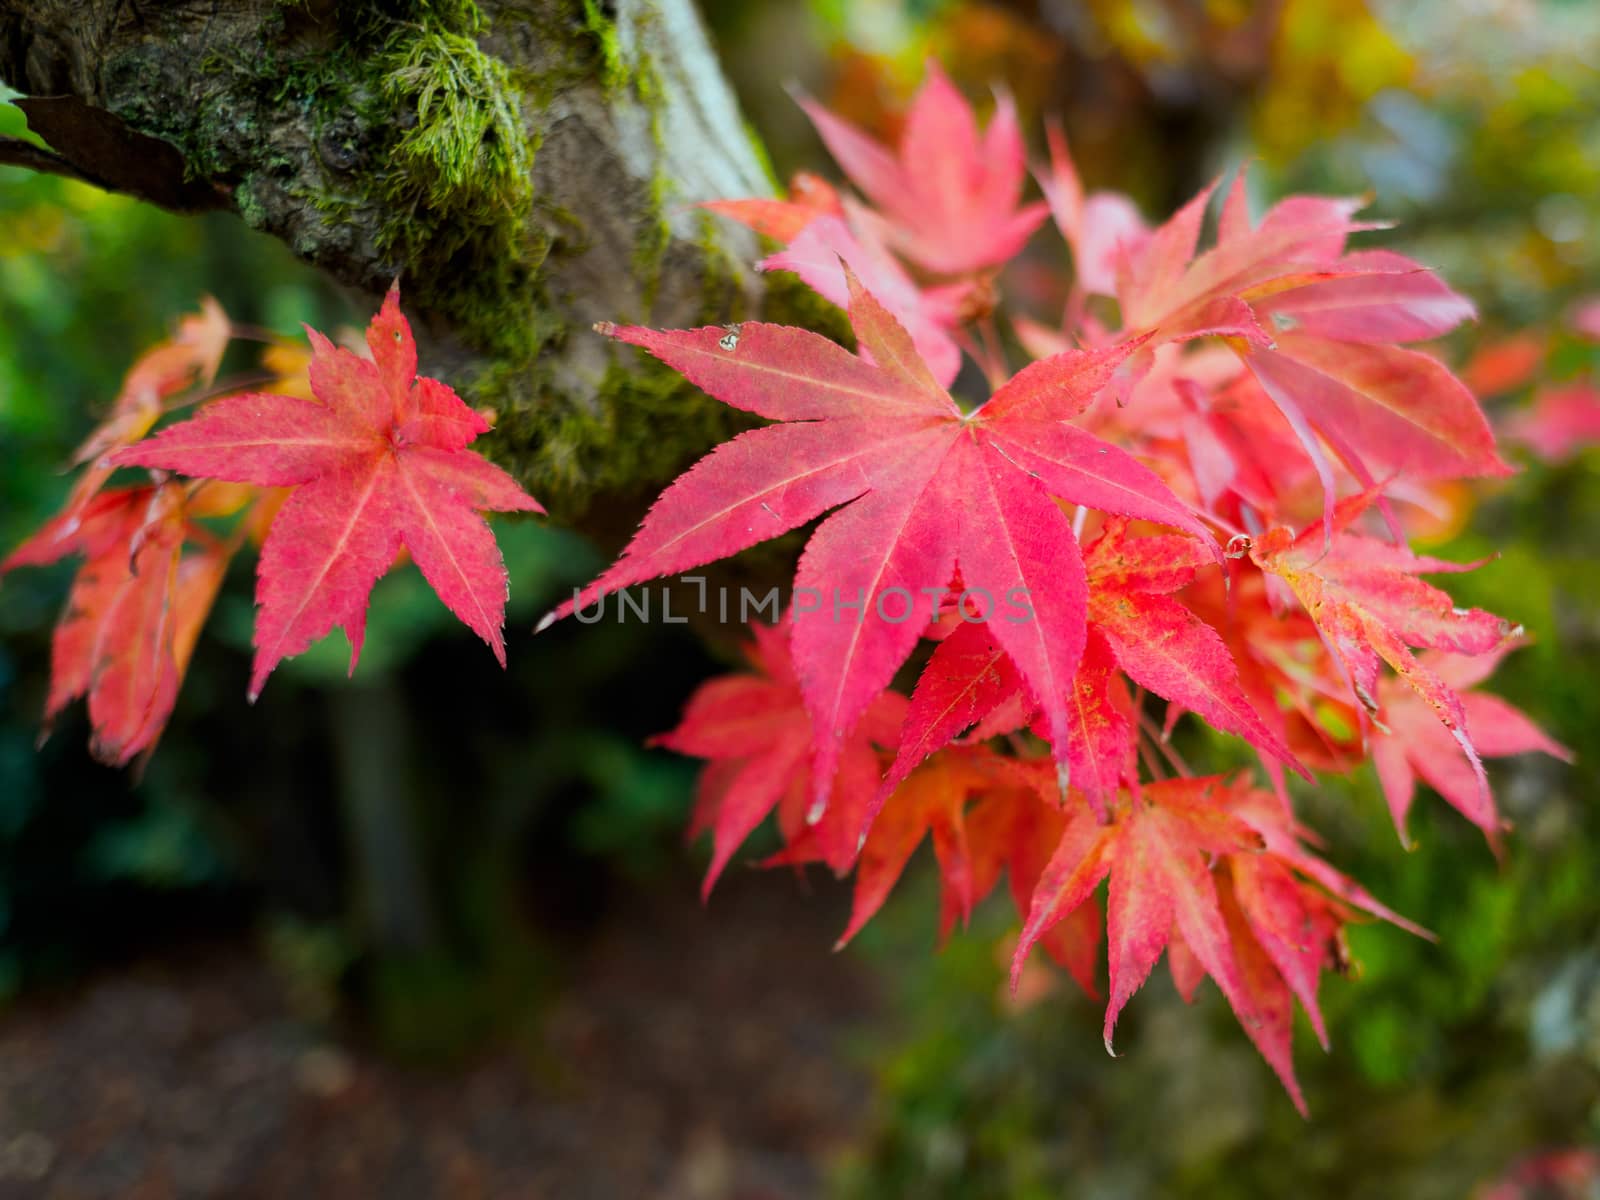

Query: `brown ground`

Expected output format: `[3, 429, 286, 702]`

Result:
[0, 875, 881, 1200]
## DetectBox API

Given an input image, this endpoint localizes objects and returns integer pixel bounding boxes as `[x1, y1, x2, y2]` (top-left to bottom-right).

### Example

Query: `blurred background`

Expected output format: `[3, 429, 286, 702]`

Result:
[1, 0, 1598, 1195]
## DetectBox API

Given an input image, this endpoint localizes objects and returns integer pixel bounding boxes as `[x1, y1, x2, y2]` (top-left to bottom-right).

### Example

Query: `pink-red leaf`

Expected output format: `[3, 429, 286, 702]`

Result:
[554, 272, 1209, 817]
[114, 284, 542, 698]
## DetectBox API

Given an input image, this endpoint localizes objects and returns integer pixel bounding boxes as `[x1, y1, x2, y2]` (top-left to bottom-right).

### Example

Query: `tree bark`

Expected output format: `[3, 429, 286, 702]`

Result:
[0, 0, 787, 525]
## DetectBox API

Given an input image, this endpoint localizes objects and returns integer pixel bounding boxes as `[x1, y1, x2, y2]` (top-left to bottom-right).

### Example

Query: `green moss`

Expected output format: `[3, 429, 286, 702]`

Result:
[367, 20, 542, 362]
[631, 172, 674, 310]
[106, 0, 544, 366]
[581, 0, 629, 94]
[381, 32, 530, 208]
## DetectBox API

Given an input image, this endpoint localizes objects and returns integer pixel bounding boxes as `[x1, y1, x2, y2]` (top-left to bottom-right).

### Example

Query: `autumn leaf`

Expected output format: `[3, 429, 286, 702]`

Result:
[1036, 120, 1149, 299]
[1220, 779, 1428, 1044]
[1016, 774, 1424, 1112]
[655, 622, 906, 895]
[548, 267, 1213, 820]
[1250, 493, 1516, 830]
[1101, 162, 1505, 527]
[2, 483, 228, 766]
[1371, 643, 1572, 843]
[965, 771, 1103, 997]
[1013, 778, 1268, 1069]
[10, 299, 235, 570]
[1083, 518, 1303, 778]
[824, 748, 996, 949]
[875, 618, 1025, 803]
[796, 60, 1048, 276]
[761, 214, 972, 387]
[701, 170, 844, 244]
[880, 519, 1302, 815]
[1503, 381, 1600, 464]
[73, 295, 233, 472]
[113, 283, 543, 699]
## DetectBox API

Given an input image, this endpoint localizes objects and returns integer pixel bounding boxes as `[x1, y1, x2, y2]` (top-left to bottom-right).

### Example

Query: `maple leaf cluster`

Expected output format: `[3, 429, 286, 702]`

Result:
[2, 285, 542, 768]
[548, 64, 1572, 1110]
[2, 60, 1579, 1115]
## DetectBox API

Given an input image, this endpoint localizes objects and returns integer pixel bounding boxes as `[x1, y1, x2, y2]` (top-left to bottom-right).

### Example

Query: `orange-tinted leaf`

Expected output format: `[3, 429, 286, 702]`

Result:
[113, 284, 543, 698]
[1372, 645, 1572, 843]
[656, 622, 906, 894]
[1250, 499, 1515, 829]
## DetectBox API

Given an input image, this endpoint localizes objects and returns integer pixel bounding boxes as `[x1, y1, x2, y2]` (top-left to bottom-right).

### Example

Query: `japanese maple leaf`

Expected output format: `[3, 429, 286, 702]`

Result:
[1011, 778, 1283, 1085]
[1082, 519, 1303, 778]
[796, 61, 1047, 276]
[1118, 168, 1506, 527]
[965, 768, 1103, 997]
[113, 284, 543, 699]
[74, 296, 233, 472]
[2, 484, 227, 766]
[548, 268, 1214, 821]
[876, 612, 1138, 816]
[1503, 382, 1600, 464]
[813, 747, 998, 949]
[878, 518, 1301, 815]
[701, 170, 844, 244]
[1017, 774, 1423, 1112]
[1371, 643, 1572, 845]
[1183, 564, 1358, 793]
[1249, 494, 1515, 818]
[1035, 121, 1149, 299]
[655, 622, 906, 895]
[1218, 779, 1427, 1056]
[875, 618, 1044, 803]
[13, 299, 234, 566]
[762, 214, 972, 387]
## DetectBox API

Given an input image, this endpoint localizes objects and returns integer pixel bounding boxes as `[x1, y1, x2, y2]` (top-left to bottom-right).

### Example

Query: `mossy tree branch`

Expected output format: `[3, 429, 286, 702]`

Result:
[0, 0, 787, 525]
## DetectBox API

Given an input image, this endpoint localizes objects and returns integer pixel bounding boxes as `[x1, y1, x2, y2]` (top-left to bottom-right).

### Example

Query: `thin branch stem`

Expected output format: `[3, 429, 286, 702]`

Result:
[1137, 710, 1193, 778]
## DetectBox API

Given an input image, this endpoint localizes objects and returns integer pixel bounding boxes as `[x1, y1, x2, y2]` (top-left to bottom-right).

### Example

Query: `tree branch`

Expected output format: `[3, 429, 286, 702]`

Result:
[0, 133, 93, 183]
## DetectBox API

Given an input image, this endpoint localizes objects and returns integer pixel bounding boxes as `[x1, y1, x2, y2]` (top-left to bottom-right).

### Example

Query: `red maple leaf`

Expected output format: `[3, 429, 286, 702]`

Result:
[1249, 494, 1516, 830]
[1106, 164, 1506, 527]
[701, 170, 844, 244]
[965, 764, 1104, 997]
[761, 214, 974, 387]
[1503, 381, 1600, 464]
[655, 622, 906, 895]
[1371, 643, 1572, 844]
[74, 296, 233, 474]
[14, 299, 234, 567]
[877, 518, 1302, 814]
[113, 284, 543, 698]
[810, 747, 1000, 950]
[796, 60, 1048, 277]
[1082, 518, 1302, 776]
[2, 483, 228, 766]
[1036, 120, 1149, 299]
[1013, 778, 1266, 1061]
[1015, 774, 1424, 1113]
[548, 269, 1214, 821]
